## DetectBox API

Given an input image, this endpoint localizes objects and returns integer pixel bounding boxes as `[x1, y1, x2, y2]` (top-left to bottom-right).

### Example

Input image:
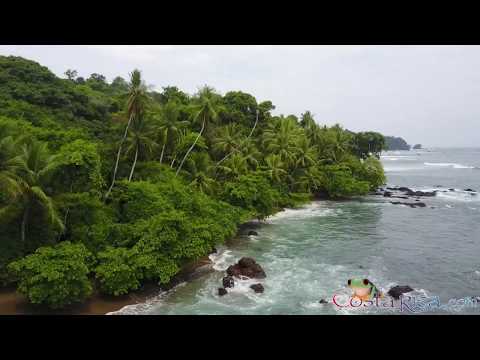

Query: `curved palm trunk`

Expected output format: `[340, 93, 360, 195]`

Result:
[128, 144, 139, 182]
[175, 117, 205, 176]
[105, 113, 134, 199]
[215, 109, 259, 167]
[21, 206, 29, 248]
[159, 143, 165, 164]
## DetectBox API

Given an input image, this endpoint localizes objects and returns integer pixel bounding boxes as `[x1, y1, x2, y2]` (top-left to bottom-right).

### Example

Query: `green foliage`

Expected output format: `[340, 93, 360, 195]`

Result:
[94, 247, 142, 296]
[319, 165, 370, 199]
[7, 242, 93, 308]
[222, 173, 281, 220]
[54, 139, 105, 195]
[0, 55, 388, 306]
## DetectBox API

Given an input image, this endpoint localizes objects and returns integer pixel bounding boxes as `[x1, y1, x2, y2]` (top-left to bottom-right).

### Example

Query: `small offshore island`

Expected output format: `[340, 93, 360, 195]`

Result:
[0, 56, 390, 313]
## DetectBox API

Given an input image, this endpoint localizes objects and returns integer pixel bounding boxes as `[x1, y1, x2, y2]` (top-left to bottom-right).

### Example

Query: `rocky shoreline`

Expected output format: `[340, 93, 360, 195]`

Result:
[372, 185, 477, 208]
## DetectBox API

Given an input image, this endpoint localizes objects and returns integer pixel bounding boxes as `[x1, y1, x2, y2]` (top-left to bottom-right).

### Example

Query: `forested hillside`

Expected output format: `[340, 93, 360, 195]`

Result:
[0, 56, 386, 308]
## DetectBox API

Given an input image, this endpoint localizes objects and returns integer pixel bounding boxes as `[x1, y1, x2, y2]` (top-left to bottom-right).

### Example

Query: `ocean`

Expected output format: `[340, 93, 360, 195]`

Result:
[111, 148, 480, 315]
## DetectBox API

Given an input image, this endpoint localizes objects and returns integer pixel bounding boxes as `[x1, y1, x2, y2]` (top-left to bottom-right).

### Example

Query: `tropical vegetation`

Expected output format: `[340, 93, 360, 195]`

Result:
[0, 56, 386, 308]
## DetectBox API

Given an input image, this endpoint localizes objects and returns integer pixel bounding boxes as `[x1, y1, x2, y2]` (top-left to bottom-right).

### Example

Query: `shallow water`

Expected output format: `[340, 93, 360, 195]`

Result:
[112, 148, 480, 315]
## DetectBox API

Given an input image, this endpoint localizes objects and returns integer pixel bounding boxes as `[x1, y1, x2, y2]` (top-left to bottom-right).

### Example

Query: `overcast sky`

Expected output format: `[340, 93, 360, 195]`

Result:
[0, 45, 479, 147]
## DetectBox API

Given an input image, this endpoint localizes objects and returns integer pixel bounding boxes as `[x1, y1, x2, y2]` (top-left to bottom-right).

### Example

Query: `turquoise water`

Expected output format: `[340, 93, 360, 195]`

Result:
[112, 148, 480, 315]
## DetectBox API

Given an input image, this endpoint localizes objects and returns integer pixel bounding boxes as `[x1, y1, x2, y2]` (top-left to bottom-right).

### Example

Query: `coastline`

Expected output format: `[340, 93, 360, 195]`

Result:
[0, 256, 213, 315]
[0, 208, 306, 315]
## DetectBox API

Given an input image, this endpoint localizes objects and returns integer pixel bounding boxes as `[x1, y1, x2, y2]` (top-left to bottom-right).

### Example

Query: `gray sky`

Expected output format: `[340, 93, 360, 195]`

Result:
[0, 45, 479, 147]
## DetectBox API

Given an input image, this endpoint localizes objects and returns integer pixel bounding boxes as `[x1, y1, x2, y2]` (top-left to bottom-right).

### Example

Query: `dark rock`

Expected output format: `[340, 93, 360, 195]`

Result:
[227, 257, 266, 279]
[248, 230, 258, 236]
[222, 276, 235, 288]
[405, 189, 436, 197]
[387, 285, 414, 299]
[391, 195, 409, 199]
[383, 191, 393, 197]
[465, 188, 476, 192]
[210, 247, 217, 254]
[398, 187, 412, 192]
[250, 283, 264, 293]
[434, 185, 443, 188]
[218, 288, 228, 296]
[226, 265, 242, 277]
[319, 299, 328, 304]
[448, 188, 455, 192]
[386, 187, 397, 191]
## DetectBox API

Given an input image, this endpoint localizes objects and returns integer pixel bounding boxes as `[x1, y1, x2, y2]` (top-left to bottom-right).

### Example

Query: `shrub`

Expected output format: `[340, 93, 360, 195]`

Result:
[7, 242, 94, 309]
[319, 165, 370, 199]
[94, 247, 141, 296]
[222, 173, 281, 219]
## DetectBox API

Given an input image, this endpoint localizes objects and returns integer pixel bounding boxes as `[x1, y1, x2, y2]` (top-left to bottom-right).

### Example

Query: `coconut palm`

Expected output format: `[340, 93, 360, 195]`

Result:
[175, 86, 221, 176]
[185, 152, 216, 194]
[155, 101, 188, 164]
[213, 123, 242, 158]
[295, 166, 323, 193]
[105, 69, 149, 198]
[294, 136, 318, 168]
[125, 118, 157, 182]
[263, 117, 301, 166]
[172, 129, 207, 170]
[263, 154, 287, 184]
[0, 130, 22, 198]
[217, 154, 248, 180]
[0, 140, 64, 247]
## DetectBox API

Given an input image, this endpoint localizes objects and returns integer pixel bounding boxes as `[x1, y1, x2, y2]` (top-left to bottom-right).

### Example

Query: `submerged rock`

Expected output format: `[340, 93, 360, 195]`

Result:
[248, 230, 258, 236]
[405, 189, 436, 197]
[250, 283, 265, 293]
[227, 257, 266, 279]
[319, 299, 328, 304]
[383, 191, 393, 197]
[390, 201, 426, 208]
[387, 285, 414, 299]
[222, 276, 235, 288]
[465, 188, 476, 192]
[218, 288, 228, 296]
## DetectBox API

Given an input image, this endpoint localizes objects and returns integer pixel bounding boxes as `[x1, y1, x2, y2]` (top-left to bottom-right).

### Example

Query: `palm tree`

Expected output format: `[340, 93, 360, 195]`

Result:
[217, 154, 248, 180]
[0, 130, 21, 198]
[175, 86, 221, 176]
[155, 101, 188, 164]
[215, 108, 260, 168]
[263, 154, 287, 184]
[295, 166, 322, 193]
[125, 118, 157, 182]
[105, 69, 148, 199]
[0, 140, 64, 247]
[172, 129, 207, 169]
[213, 123, 242, 158]
[294, 136, 318, 168]
[263, 117, 301, 166]
[185, 152, 216, 194]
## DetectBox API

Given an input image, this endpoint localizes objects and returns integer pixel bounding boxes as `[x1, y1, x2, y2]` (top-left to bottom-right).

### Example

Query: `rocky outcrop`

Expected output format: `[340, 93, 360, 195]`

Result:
[222, 276, 234, 288]
[250, 283, 264, 293]
[226, 257, 266, 279]
[387, 285, 414, 299]
[218, 288, 228, 296]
